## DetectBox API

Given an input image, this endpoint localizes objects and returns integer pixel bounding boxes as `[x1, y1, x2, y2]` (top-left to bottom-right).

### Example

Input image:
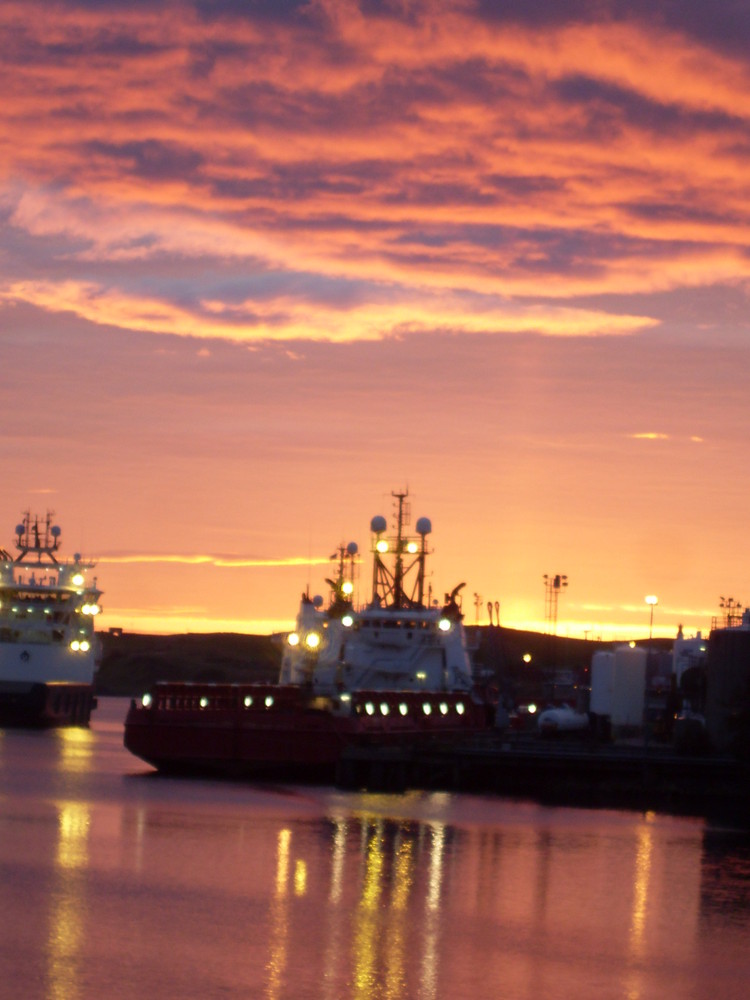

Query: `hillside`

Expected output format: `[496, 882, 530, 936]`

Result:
[95, 626, 673, 698]
[95, 631, 280, 696]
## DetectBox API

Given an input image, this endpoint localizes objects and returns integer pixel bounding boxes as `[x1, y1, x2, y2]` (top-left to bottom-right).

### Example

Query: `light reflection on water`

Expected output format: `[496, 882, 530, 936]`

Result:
[0, 698, 749, 999]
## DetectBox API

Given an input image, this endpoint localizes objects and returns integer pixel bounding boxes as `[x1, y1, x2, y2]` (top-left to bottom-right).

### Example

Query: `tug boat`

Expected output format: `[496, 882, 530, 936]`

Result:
[0, 512, 103, 726]
[124, 490, 494, 781]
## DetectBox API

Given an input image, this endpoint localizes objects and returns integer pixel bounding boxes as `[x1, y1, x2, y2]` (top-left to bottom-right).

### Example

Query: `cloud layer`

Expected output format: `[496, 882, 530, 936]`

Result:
[3, 0, 750, 344]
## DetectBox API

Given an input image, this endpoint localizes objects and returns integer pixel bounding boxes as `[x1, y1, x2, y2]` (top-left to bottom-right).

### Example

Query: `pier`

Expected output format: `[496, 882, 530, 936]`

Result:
[335, 734, 750, 821]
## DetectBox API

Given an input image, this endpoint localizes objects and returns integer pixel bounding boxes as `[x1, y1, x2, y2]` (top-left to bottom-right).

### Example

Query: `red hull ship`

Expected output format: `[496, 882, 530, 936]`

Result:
[124, 490, 494, 781]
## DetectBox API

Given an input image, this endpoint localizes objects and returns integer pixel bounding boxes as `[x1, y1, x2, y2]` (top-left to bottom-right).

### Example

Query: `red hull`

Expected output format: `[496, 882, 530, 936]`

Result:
[124, 682, 490, 781]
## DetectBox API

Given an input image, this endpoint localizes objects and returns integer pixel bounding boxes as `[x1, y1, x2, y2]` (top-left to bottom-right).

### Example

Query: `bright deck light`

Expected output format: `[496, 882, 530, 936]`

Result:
[376, 540, 389, 553]
[287, 632, 300, 646]
[438, 618, 451, 632]
[305, 631, 321, 649]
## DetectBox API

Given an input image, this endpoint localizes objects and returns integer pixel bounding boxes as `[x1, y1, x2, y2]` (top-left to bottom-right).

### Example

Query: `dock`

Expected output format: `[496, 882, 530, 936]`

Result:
[335, 735, 750, 822]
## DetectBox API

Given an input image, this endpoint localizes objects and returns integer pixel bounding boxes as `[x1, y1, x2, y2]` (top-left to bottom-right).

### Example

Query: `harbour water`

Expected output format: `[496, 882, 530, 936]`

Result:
[1, 699, 749, 999]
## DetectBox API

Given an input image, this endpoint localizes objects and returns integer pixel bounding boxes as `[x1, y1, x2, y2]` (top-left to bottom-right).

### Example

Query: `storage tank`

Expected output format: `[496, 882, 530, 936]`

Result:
[705, 627, 750, 753]
[590, 651, 615, 716]
[611, 644, 647, 728]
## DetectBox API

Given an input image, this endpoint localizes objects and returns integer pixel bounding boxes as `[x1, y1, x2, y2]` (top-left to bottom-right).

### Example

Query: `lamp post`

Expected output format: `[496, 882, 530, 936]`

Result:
[645, 595, 658, 641]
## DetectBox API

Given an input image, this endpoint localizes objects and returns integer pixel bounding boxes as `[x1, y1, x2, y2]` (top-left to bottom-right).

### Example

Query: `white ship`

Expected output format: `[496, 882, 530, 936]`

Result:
[278, 490, 476, 697]
[0, 512, 102, 726]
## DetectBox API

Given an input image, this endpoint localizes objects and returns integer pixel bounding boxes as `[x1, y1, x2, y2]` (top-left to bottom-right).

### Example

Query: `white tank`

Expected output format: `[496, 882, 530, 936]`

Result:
[590, 651, 615, 715]
[611, 644, 647, 726]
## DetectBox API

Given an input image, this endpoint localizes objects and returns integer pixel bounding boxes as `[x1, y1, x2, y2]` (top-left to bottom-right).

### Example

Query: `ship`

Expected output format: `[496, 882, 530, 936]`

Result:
[124, 490, 495, 780]
[0, 512, 103, 726]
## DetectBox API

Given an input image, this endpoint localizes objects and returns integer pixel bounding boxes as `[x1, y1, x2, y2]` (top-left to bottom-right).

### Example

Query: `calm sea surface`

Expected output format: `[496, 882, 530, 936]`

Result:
[1, 697, 749, 1000]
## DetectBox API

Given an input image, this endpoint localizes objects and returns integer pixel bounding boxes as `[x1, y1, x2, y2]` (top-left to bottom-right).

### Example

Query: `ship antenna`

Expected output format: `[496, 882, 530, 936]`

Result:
[392, 489, 408, 610]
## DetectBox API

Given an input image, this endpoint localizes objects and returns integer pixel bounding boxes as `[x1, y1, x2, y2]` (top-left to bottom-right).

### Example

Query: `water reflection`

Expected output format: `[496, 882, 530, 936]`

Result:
[53, 727, 94, 774]
[3, 703, 750, 1000]
[247, 800, 710, 999]
[266, 828, 292, 1000]
[48, 800, 91, 999]
[700, 829, 750, 923]
[629, 814, 655, 953]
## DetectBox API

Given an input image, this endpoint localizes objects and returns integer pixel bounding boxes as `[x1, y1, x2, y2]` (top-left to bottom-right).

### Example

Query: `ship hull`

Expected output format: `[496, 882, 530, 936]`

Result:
[0, 681, 96, 727]
[124, 682, 490, 782]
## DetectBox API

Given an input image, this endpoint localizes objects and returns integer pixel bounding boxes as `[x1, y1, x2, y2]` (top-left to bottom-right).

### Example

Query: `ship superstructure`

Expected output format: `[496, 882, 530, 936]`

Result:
[279, 490, 473, 695]
[0, 512, 102, 725]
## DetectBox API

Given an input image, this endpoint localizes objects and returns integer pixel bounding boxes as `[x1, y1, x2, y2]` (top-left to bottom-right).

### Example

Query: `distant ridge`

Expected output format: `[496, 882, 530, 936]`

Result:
[96, 627, 674, 698]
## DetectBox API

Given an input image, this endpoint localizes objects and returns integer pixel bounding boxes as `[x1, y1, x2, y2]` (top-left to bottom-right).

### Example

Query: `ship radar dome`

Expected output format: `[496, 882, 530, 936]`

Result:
[346, 541, 358, 556]
[51, 525, 61, 537]
[312, 594, 324, 608]
[370, 515, 387, 534]
[15, 524, 23, 536]
[416, 517, 432, 536]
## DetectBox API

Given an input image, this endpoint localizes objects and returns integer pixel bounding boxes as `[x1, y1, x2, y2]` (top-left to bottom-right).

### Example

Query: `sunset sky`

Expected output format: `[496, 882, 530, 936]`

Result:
[2, 0, 750, 640]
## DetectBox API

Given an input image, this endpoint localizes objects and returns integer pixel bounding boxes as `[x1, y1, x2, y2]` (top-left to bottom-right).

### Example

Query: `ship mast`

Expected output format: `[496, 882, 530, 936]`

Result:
[392, 490, 408, 609]
[14, 511, 61, 566]
[369, 490, 432, 610]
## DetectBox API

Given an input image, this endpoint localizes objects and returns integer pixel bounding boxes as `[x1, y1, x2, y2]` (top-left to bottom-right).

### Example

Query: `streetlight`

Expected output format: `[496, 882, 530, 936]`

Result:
[645, 595, 658, 640]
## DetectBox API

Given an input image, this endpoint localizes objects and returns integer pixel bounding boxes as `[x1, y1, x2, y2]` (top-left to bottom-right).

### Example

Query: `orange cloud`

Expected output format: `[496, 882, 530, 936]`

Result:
[1, 0, 749, 347]
[98, 553, 331, 568]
